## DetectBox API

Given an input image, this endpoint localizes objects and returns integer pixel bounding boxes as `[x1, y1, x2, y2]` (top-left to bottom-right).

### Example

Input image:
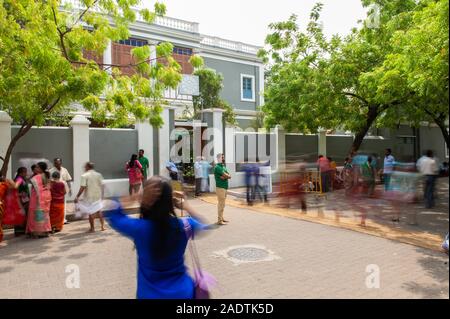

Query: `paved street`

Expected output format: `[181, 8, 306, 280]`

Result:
[0, 199, 448, 299]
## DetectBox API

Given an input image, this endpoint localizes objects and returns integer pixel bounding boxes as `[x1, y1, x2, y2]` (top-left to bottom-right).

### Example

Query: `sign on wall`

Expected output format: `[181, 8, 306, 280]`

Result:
[178, 74, 199, 96]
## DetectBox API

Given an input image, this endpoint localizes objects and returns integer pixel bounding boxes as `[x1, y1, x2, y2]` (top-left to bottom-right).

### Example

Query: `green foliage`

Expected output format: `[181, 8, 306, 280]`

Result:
[192, 68, 236, 125]
[189, 55, 204, 69]
[379, 0, 449, 141]
[260, 0, 448, 151]
[0, 0, 203, 175]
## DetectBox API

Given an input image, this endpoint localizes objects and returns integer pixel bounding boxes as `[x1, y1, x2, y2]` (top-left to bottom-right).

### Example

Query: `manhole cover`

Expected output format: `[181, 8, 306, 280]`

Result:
[227, 247, 269, 262]
[212, 244, 281, 265]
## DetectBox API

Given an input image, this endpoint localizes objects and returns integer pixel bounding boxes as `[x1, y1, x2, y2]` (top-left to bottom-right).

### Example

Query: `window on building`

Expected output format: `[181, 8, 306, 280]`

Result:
[241, 74, 255, 102]
[173, 46, 193, 56]
[118, 38, 148, 47]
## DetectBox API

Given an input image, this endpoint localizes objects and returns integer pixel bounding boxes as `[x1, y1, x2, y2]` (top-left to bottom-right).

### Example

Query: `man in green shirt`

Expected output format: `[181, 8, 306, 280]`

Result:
[214, 153, 231, 225]
[138, 149, 150, 186]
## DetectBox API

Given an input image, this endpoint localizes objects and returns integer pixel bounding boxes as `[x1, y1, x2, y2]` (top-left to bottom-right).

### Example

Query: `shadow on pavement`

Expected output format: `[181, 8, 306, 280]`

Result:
[402, 247, 449, 298]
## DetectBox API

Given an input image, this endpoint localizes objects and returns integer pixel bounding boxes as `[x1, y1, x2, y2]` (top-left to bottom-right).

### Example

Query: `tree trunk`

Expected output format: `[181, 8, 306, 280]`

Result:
[0, 122, 34, 178]
[434, 118, 449, 149]
[349, 107, 379, 156]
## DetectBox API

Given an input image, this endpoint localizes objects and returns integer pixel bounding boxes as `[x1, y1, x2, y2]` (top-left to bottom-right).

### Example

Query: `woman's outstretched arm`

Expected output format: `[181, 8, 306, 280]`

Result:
[104, 199, 143, 239]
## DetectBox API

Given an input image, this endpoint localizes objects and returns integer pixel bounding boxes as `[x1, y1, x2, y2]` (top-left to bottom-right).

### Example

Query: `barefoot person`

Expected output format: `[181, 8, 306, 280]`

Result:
[105, 176, 209, 299]
[74, 162, 105, 232]
[49, 171, 67, 233]
[49, 158, 72, 225]
[27, 162, 52, 238]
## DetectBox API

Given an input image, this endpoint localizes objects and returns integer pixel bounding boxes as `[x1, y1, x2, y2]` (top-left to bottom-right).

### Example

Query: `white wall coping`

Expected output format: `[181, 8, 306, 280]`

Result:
[200, 108, 226, 113]
[11, 125, 71, 130]
[0, 111, 12, 123]
[89, 127, 136, 131]
[70, 115, 91, 125]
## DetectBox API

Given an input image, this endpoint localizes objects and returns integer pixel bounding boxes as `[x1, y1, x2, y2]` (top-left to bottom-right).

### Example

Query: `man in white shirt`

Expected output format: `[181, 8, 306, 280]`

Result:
[417, 150, 439, 209]
[49, 158, 72, 224]
[74, 162, 105, 232]
[383, 148, 395, 191]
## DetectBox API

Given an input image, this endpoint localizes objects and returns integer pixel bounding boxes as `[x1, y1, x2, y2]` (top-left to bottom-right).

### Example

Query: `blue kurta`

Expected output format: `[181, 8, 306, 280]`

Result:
[105, 203, 205, 299]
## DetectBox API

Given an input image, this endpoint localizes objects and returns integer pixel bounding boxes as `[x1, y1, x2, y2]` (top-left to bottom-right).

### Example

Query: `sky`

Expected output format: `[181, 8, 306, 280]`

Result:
[157, 0, 369, 47]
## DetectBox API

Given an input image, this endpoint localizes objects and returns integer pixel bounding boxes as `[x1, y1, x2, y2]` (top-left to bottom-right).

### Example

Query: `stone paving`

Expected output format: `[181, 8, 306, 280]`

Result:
[0, 199, 448, 299]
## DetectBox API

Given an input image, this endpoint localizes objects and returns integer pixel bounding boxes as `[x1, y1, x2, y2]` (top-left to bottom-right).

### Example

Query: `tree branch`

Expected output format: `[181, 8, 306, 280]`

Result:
[52, 6, 70, 60]
[43, 96, 62, 114]
[342, 91, 369, 105]
[73, 55, 165, 70]
[69, 0, 100, 32]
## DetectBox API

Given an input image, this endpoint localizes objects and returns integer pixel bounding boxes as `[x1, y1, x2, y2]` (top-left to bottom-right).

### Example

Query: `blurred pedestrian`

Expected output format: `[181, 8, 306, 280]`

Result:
[105, 176, 209, 299]
[194, 157, 202, 197]
[200, 157, 211, 193]
[383, 148, 395, 191]
[317, 155, 331, 193]
[361, 156, 376, 196]
[417, 150, 439, 208]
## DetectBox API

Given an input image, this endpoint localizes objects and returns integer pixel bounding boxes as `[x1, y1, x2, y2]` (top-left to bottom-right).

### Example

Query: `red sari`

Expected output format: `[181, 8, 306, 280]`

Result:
[0, 182, 9, 242]
[50, 181, 66, 232]
[26, 174, 51, 236]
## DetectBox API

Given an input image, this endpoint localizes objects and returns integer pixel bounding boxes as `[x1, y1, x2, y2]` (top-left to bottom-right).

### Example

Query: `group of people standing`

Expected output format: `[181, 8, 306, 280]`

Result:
[341, 148, 443, 210]
[317, 155, 337, 193]
[243, 161, 269, 205]
[0, 158, 72, 242]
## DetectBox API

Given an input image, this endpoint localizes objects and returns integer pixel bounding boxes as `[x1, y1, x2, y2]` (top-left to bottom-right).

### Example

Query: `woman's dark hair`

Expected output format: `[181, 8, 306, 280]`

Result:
[140, 177, 183, 259]
[52, 171, 61, 180]
[129, 154, 138, 168]
[37, 161, 50, 180]
[15, 167, 27, 180]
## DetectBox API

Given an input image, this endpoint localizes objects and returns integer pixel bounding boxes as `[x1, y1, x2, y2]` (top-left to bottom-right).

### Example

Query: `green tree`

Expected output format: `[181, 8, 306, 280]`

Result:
[259, 1, 445, 154]
[0, 0, 193, 177]
[377, 0, 449, 146]
[191, 68, 236, 125]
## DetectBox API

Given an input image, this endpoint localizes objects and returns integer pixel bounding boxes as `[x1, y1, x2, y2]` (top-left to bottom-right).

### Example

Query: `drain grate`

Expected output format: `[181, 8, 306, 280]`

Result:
[227, 247, 269, 262]
[213, 244, 281, 264]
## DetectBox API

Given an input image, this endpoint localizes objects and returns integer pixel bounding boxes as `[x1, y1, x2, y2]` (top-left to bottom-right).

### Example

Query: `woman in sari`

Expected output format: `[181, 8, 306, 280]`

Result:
[49, 171, 66, 233]
[0, 178, 16, 242]
[13, 167, 30, 236]
[26, 162, 52, 238]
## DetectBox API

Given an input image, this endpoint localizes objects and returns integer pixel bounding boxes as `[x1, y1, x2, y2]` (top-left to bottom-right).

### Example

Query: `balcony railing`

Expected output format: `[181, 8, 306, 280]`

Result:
[61, 1, 199, 32]
[164, 88, 193, 101]
[200, 36, 261, 55]
[152, 16, 199, 33]
[60, 1, 261, 55]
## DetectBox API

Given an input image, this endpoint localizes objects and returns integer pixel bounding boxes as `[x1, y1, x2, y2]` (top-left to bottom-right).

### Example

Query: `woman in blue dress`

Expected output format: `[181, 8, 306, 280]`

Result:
[105, 176, 207, 299]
